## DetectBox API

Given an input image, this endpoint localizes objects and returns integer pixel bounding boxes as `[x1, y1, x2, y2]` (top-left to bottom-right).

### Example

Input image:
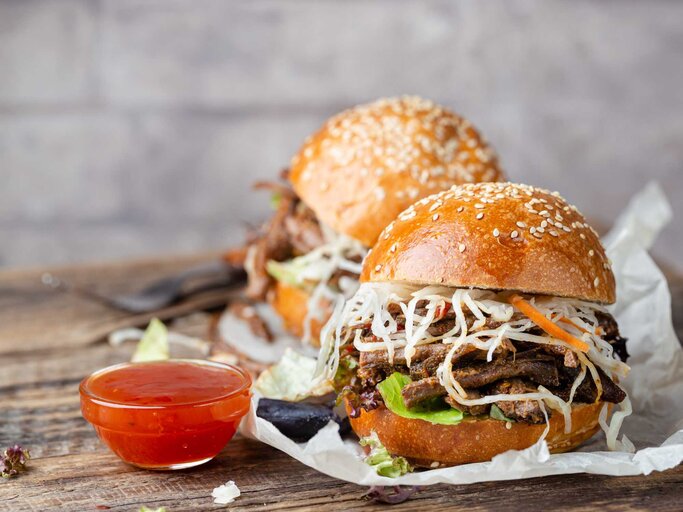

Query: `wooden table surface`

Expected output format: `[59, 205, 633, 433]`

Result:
[1, 253, 682, 511]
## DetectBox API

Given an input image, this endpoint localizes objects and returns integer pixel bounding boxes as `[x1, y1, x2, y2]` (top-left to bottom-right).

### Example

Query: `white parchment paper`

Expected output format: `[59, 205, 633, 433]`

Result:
[241, 183, 683, 485]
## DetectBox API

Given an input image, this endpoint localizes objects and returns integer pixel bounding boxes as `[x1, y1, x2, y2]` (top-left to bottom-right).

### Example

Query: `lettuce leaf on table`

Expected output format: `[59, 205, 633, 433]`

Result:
[359, 431, 412, 478]
[131, 318, 170, 362]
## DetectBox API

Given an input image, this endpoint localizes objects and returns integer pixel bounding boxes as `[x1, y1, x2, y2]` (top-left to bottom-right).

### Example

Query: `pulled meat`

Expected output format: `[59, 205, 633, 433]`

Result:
[358, 339, 519, 383]
[349, 304, 628, 424]
[445, 389, 489, 416]
[552, 367, 626, 404]
[245, 174, 325, 300]
[391, 305, 527, 337]
[401, 377, 445, 408]
[283, 207, 324, 254]
[596, 311, 629, 362]
[410, 354, 445, 380]
[401, 375, 546, 423]
[359, 345, 449, 372]
[358, 343, 479, 385]
[490, 379, 544, 423]
[228, 301, 273, 342]
[451, 356, 560, 389]
[542, 344, 579, 368]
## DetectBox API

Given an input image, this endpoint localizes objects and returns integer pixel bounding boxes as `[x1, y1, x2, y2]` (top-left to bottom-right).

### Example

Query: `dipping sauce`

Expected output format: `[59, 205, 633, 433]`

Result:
[80, 360, 251, 470]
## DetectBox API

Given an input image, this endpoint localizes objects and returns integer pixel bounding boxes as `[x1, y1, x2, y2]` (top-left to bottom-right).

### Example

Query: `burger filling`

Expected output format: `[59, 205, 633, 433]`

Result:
[317, 283, 632, 451]
[245, 173, 366, 342]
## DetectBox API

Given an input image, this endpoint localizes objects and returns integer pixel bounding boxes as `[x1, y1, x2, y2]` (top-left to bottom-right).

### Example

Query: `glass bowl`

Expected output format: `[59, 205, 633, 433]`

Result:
[80, 359, 251, 470]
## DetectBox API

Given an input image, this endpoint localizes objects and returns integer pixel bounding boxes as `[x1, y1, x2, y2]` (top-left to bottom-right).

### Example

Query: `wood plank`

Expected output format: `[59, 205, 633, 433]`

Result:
[0, 253, 227, 354]
[1, 253, 682, 511]
[2, 449, 682, 511]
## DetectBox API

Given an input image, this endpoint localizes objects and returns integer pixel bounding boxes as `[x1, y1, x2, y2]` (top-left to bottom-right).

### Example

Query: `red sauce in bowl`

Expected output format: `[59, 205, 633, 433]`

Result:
[80, 360, 251, 469]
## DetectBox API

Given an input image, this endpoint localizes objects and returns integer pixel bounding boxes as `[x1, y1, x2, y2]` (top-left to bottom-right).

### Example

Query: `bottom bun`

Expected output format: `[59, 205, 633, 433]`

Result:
[268, 281, 331, 345]
[346, 398, 604, 467]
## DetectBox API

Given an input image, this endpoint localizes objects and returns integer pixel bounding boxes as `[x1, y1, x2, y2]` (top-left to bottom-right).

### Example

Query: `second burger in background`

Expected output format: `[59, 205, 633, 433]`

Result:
[245, 96, 505, 344]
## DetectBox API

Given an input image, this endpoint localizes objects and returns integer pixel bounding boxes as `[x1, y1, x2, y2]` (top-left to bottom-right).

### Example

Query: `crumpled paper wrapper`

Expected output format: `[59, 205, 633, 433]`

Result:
[218, 303, 318, 364]
[241, 182, 683, 485]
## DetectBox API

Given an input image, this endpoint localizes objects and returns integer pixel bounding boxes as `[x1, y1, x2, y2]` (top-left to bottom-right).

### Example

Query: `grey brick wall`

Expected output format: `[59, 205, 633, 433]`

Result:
[1, 0, 682, 270]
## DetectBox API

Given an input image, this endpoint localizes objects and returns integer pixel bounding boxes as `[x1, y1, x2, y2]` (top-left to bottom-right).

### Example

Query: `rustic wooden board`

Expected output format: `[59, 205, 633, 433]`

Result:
[1, 254, 682, 511]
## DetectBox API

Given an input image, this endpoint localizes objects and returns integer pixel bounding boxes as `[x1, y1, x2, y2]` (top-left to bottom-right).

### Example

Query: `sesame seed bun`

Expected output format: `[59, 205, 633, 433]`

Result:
[346, 398, 604, 467]
[268, 281, 326, 346]
[289, 96, 505, 247]
[363, 182, 616, 304]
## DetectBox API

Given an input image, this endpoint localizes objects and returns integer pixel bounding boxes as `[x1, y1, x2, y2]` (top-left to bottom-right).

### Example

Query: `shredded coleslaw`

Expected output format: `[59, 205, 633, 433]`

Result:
[268, 224, 366, 344]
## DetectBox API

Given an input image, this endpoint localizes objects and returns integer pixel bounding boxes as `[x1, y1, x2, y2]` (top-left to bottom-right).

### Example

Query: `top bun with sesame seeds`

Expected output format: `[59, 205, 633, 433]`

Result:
[289, 96, 505, 247]
[362, 182, 616, 304]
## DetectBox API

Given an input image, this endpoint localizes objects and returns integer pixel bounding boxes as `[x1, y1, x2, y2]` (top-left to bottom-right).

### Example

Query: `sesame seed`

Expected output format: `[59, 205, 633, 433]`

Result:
[588, 250, 595, 256]
[390, 243, 397, 253]
[375, 265, 382, 272]
[474, 203, 485, 209]
[594, 277, 600, 287]
[493, 228, 500, 237]
[541, 220, 548, 228]
[511, 230, 519, 238]
[549, 230, 559, 237]
[458, 243, 466, 253]
[457, 206, 464, 212]
[476, 212, 484, 220]
[516, 221, 527, 228]
[580, 233, 586, 240]
[433, 214, 440, 221]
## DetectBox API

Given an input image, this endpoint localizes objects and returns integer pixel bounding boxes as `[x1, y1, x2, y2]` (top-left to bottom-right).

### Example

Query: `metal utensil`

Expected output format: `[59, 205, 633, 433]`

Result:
[42, 260, 246, 313]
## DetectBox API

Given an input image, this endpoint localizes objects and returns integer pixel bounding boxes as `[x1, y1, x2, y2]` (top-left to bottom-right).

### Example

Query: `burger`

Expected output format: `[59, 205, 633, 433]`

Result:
[316, 182, 631, 467]
[245, 96, 505, 344]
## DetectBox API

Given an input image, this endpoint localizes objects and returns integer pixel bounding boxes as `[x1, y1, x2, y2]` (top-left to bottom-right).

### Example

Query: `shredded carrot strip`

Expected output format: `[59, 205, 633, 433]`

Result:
[557, 316, 589, 334]
[557, 315, 604, 337]
[510, 294, 590, 353]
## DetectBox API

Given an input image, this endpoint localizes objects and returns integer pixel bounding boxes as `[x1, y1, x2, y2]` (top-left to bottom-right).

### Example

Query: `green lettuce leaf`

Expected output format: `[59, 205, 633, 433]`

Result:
[132, 318, 170, 362]
[254, 348, 333, 401]
[377, 372, 463, 425]
[359, 431, 412, 478]
[138, 507, 167, 512]
[265, 259, 310, 289]
[270, 191, 282, 210]
[490, 404, 514, 422]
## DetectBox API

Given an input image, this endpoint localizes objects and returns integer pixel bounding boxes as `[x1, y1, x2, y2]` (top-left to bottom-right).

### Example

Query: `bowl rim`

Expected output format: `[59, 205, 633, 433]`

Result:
[79, 358, 252, 410]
